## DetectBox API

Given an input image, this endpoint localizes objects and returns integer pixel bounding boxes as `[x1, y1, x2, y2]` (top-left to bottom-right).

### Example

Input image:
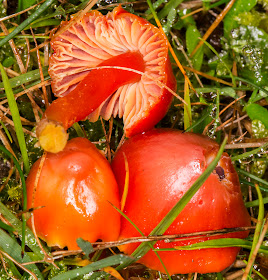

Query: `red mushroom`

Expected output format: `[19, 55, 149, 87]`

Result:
[37, 6, 176, 153]
[111, 129, 251, 274]
[26, 137, 120, 250]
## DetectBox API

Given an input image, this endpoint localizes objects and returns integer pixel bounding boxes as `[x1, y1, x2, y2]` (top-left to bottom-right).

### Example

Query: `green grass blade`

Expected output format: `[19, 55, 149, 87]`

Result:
[118, 136, 228, 269]
[245, 197, 268, 208]
[50, 255, 133, 280]
[200, 39, 236, 86]
[231, 142, 268, 161]
[0, 64, 30, 173]
[183, 80, 192, 130]
[72, 122, 86, 138]
[155, 238, 268, 255]
[0, 146, 28, 255]
[145, 0, 166, 15]
[0, 229, 44, 279]
[206, 0, 229, 9]
[237, 168, 268, 189]
[246, 103, 268, 129]
[0, 201, 49, 258]
[157, 0, 183, 19]
[234, 76, 268, 98]
[0, 0, 56, 48]
[185, 105, 212, 133]
[247, 185, 264, 275]
[0, 66, 49, 90]
[0, 220, 14, 232]
[0, 120, 13, 143]
[111, 203, 172, 279]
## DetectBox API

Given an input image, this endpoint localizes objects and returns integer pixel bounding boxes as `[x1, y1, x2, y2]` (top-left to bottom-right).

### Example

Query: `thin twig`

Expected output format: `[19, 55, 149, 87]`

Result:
[225, 142, 268, 149]
[30, 28, 49, 108]
[183, 65, 233, 87]
[170, 31, 203, 88]
[0, 80, 51, 105]
[0, 250, 38, 280]
[0, 0, 46, 22]
[242, 218, 268, 280]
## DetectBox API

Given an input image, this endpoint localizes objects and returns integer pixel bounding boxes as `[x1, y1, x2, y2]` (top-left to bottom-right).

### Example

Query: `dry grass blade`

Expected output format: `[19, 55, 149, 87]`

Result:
[0, 128, 16, 159]
[171, 31, 204, 88]
[30, 28, 49, 108]
[190, 0, 236, 57]
[0, 0, 46, 22]
[242, 220, 268, 279]
[182, 65, 234, 87]
[0, 80, 51, 106]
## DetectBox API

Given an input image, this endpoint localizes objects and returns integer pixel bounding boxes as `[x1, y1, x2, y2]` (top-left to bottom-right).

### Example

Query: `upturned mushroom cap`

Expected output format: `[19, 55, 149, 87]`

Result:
[48, 5, 176, 137]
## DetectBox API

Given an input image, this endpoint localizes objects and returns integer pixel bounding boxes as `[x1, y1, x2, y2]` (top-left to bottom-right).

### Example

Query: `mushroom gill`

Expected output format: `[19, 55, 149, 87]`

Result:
[38, 6, 176, 153]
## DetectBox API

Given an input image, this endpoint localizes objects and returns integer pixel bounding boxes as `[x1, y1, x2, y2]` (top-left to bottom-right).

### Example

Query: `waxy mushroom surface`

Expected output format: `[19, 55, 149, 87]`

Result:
[26, 137, 120, 250]
[111, 129, 251, 274]
[37, 6, 176, 153]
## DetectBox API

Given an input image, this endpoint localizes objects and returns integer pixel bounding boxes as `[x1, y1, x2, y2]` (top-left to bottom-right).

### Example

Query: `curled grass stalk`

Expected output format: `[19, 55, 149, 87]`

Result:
[0, 146, 27, 255]
[0, 0, 56, 48]
[117, 136, 228, 270]
[0, 64, 30, 173]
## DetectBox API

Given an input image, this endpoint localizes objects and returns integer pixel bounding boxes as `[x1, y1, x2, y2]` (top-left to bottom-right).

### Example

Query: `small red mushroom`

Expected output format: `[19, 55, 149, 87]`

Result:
[37, 6, 176, 153]
[26, 137, 120, 250]
[111, 129, 251, 275]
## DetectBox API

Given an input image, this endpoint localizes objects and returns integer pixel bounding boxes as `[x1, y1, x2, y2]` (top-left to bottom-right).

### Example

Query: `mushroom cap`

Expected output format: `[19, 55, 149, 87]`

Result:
[26, 137, 120, 250]
[49, 6, 176, 136]
[111, 129, 251, 274]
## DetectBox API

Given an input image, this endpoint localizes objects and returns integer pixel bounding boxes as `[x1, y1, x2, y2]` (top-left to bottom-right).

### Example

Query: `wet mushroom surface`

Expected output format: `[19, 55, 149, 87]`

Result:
[111, 129, 251, 275]
[0, 0, 268, 279]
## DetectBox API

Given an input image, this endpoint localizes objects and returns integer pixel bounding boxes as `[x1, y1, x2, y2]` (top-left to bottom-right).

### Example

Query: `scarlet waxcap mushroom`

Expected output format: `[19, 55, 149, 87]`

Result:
[111, 129, 251, 275]
[26, 137, 120, 250]
[37, 6, 176, 153]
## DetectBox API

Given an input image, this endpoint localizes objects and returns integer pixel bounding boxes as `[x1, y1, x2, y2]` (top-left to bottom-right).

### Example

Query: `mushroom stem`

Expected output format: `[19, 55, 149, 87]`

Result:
[37, 51, 145, 153]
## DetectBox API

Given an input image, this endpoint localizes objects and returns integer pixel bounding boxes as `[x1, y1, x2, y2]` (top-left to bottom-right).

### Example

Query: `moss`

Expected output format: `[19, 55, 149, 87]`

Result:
[252, 119, 268, 138]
